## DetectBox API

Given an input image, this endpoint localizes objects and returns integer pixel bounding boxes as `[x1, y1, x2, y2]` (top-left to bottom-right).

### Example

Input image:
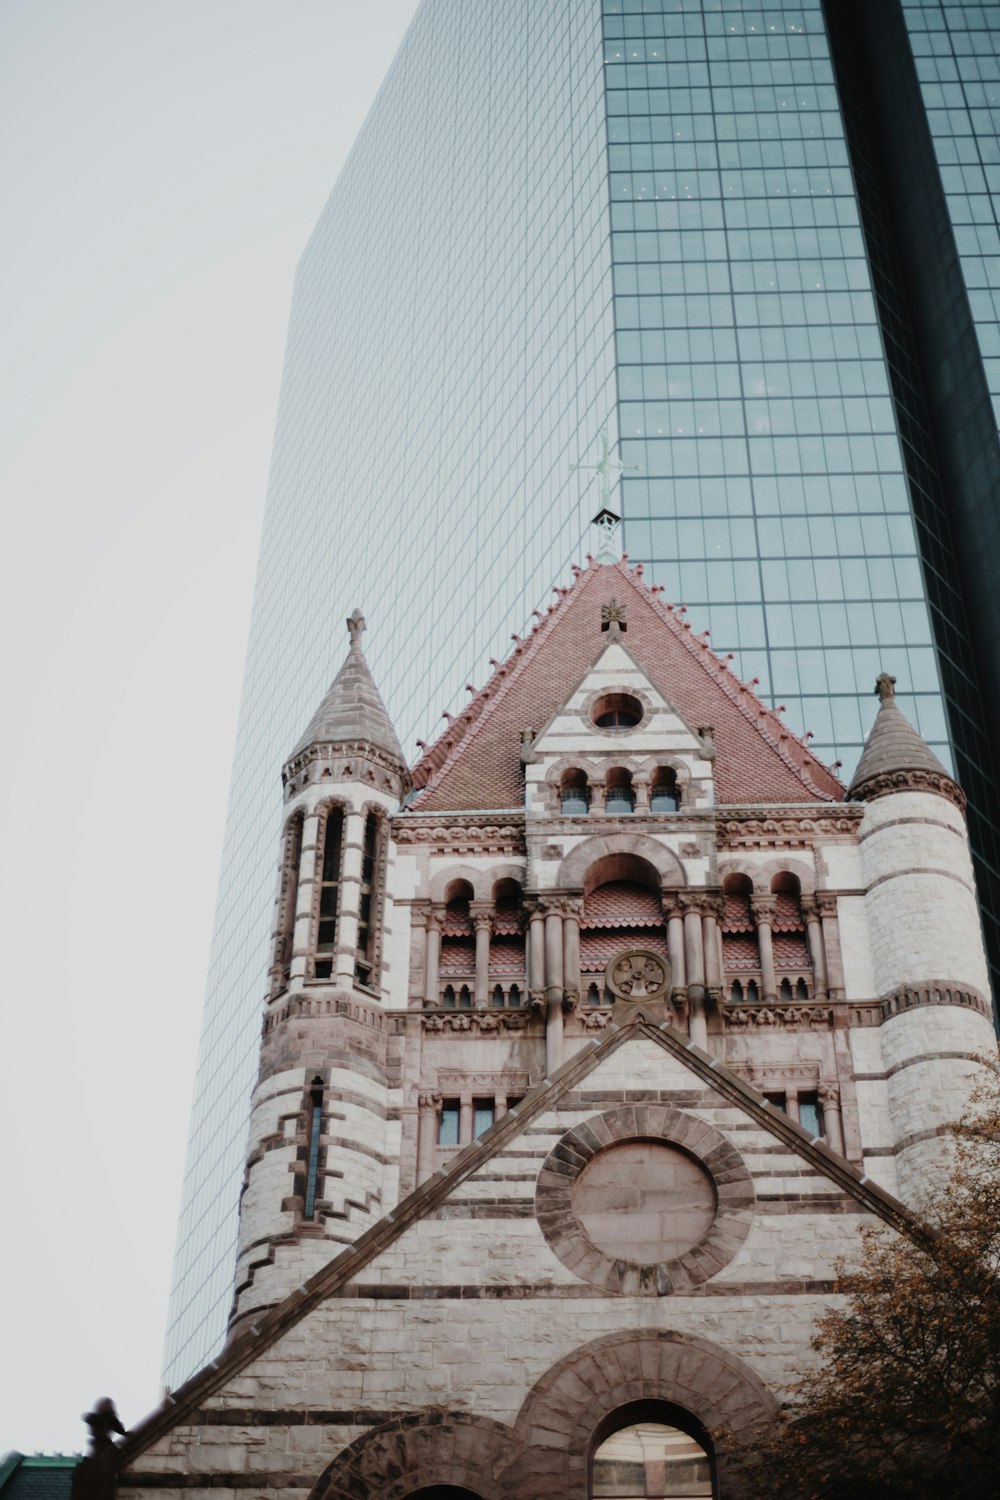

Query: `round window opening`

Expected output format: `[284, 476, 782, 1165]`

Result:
[592, 691, 643, 731]
[572, 1140, 717, 1265]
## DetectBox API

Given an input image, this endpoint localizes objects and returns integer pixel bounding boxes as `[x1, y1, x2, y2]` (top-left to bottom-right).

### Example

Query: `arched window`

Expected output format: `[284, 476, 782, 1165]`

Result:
[561, 769, 590, 814]
[272, 810, 303, 990]
[770, 872, 811, 989]
[458, 984, 472, 1009]
[591, 1403, 714, 1498]
[650, 768, 680, 813]
[722, 874, 759, 998]
[315, 806, 344, 979]
[580, 855, 666, 1000]
[507, 982, 521, 1008]
[492, 983, 505, 1007]
[605, 768, 635, 815]
[355, 810, 384, 986]
[440, 879, 475, 997]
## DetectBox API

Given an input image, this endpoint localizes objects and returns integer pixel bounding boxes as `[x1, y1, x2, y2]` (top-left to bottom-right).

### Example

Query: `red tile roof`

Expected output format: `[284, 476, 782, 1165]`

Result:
[581, 930, 670, 971]
[582, 881, 664, 926]
[410, 558, 844, 811]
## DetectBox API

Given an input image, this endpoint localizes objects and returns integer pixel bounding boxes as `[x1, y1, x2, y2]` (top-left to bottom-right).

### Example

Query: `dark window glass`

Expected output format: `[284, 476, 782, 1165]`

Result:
[304, 1080, 323, 1219]
[799, 1093, 823, 1138]
[316, 808, 343, 957]
[473, 1100, 495, 1138]
[438, 1101, 460, 1147]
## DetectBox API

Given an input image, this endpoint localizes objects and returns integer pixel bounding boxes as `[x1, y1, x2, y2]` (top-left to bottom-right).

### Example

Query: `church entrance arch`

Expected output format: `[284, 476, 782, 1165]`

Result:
[590, 1401, 714, 1498]
[514, 1329, 773, 1496]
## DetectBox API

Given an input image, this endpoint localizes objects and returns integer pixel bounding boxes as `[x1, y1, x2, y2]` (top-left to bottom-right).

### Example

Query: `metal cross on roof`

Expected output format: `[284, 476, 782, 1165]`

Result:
[571, 428, 640, 508]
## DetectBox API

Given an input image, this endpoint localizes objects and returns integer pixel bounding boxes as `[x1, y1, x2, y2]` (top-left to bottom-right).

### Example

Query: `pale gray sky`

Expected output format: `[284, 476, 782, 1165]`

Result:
[0, 0, 420, 1456]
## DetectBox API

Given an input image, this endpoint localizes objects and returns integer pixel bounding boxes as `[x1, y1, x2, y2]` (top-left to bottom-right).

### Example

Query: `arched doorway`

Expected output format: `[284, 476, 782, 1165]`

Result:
[591, 1401, 714, 1499]
[405, 1490, 484, 1499]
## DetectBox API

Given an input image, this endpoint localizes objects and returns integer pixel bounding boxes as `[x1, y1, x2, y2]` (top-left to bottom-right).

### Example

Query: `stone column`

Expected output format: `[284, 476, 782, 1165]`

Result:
[752, 896, 777, 1004]
[289, 810, 320, 984]
[528, 903, 546, 1006]
[544, 903, 565, 1075]
[702, 895, 723, 993]
[590, 782, 606, 814]
[801, 895, 829, 1000]
[472, 906, 492, 1009]
[424, 910, 441, 1007]
[665, 896, 686, 1002]
[819, 1084, 845, 1155]
[682, 896, 707, 1047]
[633, 776, 650, 812]
[459, 1096, 473, 1146]
[417, 1093, 441, 1184]
[562, 898, 582, 1011]
[335, 807, 366, 984]
[816, 891, 844, 1002]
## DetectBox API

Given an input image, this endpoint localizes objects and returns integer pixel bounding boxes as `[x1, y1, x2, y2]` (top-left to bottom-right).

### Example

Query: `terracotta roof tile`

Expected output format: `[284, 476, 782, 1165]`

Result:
[581, 930, 670, 971]
[582, 881, 663, 926]
[411, 559, 844, 810]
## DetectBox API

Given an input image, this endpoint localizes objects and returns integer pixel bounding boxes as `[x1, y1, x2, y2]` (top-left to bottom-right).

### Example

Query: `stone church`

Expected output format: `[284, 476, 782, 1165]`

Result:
[117, 554, 993, 1498]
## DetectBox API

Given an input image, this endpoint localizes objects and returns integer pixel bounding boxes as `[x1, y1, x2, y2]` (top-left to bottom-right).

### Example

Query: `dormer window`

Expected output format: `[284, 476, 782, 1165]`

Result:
[592, 691, 643, 731]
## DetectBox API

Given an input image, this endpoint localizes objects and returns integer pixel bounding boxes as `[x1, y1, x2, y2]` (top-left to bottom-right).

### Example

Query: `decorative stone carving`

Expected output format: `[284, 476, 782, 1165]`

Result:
[726, 1004, 834, 1029]
[605, 949, 670, 1001]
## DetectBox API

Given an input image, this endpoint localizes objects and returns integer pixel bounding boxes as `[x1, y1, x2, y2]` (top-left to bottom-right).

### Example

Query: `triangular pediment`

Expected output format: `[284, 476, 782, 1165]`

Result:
[410, 559, 844, 811]
[121, 1016, 928, 1460]
[523, 632, 715, 811]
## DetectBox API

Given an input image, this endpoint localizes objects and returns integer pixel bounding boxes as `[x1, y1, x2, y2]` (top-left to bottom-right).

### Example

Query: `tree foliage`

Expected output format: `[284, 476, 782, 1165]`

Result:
[730, 1057, 1000, 1499]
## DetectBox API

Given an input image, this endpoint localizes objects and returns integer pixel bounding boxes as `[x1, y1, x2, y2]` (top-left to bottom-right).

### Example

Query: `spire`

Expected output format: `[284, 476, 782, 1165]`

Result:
[848, 672, 963, 808]
[288, 609, 407, 767]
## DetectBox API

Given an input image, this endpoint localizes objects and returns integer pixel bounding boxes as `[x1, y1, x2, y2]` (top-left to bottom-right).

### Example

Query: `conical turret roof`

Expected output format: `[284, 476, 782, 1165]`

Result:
[288, 610, 406, 767]
[849, 673, 963, 807]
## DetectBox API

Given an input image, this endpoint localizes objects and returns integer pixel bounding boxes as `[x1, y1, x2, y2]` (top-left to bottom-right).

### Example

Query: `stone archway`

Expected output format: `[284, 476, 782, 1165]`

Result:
[513, 1329, 775, 1496]
[307, 1412, 520, 1500]
[558, 832, 687, 892]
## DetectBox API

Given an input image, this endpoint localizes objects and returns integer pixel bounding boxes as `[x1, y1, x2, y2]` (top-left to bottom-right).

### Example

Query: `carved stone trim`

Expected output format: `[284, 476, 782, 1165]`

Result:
[877, 982, 991, 1024]
[421, 1009, 537, 1035]
[725, 1004, 834, 1029]
[850, 767, 966, 811]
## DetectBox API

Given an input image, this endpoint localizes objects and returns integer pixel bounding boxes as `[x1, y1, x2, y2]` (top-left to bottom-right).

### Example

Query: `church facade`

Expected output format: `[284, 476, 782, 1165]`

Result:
[118, 556, 994, 1498]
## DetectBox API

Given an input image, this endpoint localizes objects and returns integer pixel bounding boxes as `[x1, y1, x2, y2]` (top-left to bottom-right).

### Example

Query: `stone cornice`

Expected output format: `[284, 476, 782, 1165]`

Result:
[392, 810, 525, 855]
[282, 740, 410, 799]
[850, 768, 966, 812]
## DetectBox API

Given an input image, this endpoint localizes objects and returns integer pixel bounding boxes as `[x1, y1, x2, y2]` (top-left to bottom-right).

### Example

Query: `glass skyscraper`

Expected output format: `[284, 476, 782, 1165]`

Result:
[164, 0, 1000, 1388]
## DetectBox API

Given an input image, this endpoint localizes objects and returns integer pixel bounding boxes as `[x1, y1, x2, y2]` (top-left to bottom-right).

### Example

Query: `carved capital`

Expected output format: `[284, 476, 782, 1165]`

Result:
[471, 905, 493, 932]
[799, 894, 821, 922]
[815, 890, 839, 919]
[418, 1092, 442, 1112]
[751, 896, 777, 925]
[817, 1083, 840, 1108]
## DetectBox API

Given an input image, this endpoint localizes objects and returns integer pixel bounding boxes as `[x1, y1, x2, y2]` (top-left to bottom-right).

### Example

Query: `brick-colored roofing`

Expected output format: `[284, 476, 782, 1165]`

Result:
[723, 892, 754, 933]
[288, 614, 406, 767]
[772, 892, 804, 932]
[411, 559, 844, 810]
[774, 933, 811, 968]
[582, 881, 663, 926]
[581, 930, 670, 970]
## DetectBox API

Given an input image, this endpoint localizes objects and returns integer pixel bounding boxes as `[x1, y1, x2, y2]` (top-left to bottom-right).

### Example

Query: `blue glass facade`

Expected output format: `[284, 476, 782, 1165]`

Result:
[164, 0, 1000, 1389]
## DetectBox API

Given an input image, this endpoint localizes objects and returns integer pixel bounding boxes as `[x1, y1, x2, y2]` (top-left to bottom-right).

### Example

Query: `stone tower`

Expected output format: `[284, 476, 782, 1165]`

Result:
[232, 610, 410, 1327]
[120, 558, 993, 1499]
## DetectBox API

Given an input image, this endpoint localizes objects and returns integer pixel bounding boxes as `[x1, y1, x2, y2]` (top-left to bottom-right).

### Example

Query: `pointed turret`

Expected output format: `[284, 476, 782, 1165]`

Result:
[849, 672, 963, 809]
[288, 609, 407, 769]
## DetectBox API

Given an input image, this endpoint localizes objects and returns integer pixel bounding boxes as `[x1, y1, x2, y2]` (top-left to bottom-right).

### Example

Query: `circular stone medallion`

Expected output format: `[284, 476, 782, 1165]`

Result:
[606, 948, 669, 1001]
[572, 1141, 717, 1264]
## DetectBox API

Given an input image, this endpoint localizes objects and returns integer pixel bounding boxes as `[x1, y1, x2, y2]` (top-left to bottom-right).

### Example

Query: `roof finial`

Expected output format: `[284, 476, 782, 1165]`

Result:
[346, 609, 366, 649]
[571, 431, 640, 558]
[875, 671, 896, 703]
